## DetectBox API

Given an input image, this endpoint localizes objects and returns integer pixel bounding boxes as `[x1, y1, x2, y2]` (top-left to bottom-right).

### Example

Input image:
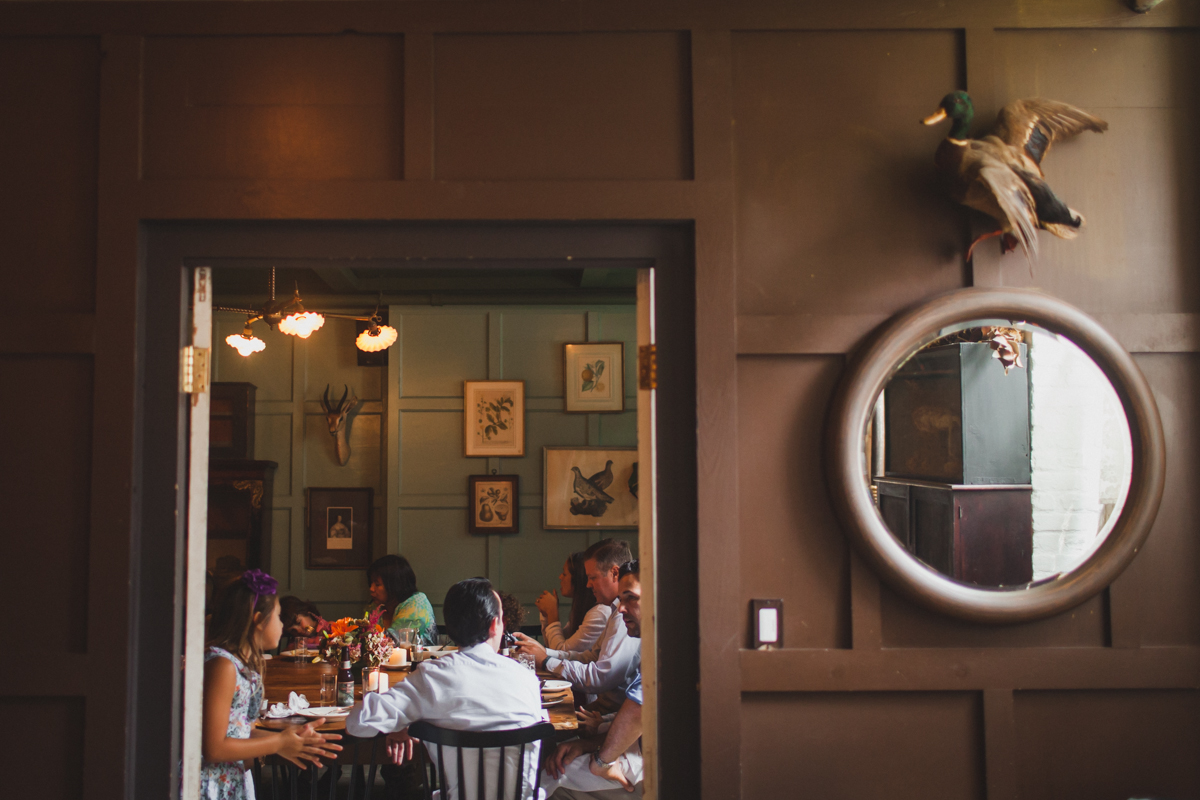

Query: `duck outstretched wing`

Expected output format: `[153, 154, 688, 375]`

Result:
[972, 162, 1040, 261]
[993, 98, 1108, 166]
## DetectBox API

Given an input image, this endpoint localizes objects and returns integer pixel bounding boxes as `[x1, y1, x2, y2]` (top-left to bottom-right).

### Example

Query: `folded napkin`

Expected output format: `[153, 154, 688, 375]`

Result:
[264, 691, 310, 718]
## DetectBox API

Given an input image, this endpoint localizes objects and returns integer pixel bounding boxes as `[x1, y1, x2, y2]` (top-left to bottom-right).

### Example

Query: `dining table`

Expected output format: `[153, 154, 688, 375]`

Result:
[255, 652, 579, 799]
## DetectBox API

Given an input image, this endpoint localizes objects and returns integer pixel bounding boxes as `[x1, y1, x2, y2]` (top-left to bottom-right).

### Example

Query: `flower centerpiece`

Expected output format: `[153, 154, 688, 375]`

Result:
[317, 606, 394, 667]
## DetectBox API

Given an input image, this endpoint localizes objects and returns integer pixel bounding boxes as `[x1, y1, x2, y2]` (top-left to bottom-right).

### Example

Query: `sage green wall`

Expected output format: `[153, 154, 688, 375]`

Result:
[387, 305, 639, 624]
[212, 304, 637, 624]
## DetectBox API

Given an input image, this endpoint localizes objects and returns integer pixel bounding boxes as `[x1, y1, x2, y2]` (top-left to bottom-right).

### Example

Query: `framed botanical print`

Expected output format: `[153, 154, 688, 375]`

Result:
[464, 380, 526, 457]
[543, 446, 639, 530]
[306, 487, 373, 569]
[468, 475, 520, 535]
[564, 342, 625, 413]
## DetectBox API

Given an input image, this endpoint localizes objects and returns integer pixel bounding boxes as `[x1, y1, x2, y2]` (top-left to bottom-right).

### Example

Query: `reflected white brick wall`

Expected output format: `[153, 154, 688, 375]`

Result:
[1029, 331, 1132, 579]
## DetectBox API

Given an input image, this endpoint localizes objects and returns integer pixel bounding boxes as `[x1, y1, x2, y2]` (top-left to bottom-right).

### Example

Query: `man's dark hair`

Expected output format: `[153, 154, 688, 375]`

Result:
[588, 539, 632, 572]
[442, 578, 501, 647]
[367, 554, 419, 608]
[618, 560, 640, 580]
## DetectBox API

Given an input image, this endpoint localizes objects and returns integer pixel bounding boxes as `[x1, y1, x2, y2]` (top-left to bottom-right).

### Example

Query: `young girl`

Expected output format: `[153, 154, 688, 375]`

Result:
[535, 551, 608, 654]
[203, 569, 342, 799]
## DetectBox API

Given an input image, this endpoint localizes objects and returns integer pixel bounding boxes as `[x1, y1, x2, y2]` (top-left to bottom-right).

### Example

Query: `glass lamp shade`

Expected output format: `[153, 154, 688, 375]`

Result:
[278, 311, 325, 339]
[356, 324, 398, 352]
[226, 333, 266, 356]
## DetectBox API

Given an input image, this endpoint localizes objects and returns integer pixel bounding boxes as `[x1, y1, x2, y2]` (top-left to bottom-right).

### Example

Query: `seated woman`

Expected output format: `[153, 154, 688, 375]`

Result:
[536, 551, 609, 653]
[279, 596, 326, 649]
[366, 554, 438, 645]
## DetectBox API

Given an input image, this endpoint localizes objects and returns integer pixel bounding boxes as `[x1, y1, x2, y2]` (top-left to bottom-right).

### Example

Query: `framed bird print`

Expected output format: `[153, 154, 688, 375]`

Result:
[563, 342, 625, 413]
[543, 446, 639, 530]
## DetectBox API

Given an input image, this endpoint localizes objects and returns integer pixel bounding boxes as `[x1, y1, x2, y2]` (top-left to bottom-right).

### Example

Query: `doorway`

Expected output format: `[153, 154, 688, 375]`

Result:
[134, 222, 698, 800]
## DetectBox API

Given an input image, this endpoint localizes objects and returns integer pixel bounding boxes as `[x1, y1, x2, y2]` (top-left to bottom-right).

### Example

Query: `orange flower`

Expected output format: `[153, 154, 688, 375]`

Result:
[329, 618, 359, 638]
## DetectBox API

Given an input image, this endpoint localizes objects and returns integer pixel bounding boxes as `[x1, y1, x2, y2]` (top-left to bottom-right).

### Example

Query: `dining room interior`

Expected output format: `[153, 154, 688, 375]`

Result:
[4, 2, 1200, 799]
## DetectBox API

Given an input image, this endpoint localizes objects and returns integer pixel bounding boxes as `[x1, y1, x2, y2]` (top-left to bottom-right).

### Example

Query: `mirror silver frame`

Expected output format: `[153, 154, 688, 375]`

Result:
[825, 288, 1165, 623]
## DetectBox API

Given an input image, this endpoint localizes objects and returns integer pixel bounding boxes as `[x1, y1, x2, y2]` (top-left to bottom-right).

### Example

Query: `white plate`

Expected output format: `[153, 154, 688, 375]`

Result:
[297, 707, 349, 718]
[381, 662, 410, 670]
[541, 680, 572, 692]
[278, 650, 314, 659]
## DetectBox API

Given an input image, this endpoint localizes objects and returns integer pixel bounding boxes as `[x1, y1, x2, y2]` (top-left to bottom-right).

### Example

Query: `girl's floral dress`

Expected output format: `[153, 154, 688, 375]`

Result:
[201, 646, 264, 800]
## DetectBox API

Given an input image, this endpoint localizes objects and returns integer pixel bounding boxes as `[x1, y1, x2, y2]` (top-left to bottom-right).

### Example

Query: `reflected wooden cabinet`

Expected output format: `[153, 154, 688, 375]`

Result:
[875, 478, 1033, 587]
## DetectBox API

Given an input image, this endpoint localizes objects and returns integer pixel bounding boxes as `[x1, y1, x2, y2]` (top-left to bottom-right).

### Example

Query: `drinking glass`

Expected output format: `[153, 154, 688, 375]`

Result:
[517, 652, 536, 672]
[319, 673, 336, 706]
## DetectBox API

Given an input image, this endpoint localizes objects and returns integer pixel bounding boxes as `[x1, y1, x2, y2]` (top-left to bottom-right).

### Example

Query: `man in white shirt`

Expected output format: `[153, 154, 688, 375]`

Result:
[514, 540, 640, 706]
[348, 577, 546, 799]
[543, 560, 646, 798]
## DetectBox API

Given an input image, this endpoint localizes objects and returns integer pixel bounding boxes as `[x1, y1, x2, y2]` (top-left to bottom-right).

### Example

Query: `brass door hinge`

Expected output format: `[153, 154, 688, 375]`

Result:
[180, 346, 210, 394]
[638, 344, 657, 391]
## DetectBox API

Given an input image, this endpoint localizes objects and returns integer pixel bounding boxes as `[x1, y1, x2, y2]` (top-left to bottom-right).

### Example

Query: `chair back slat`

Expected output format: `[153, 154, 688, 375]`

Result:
[408, 721, 555, 800]
[495, 745, 506, 800]
[456, 740, 467, 800]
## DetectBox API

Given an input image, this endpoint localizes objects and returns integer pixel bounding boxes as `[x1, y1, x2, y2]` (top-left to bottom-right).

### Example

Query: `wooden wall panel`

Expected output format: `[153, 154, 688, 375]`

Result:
[741, 692, 985, 799]
[1013, 689, 1200, 799]
[1132, 354, 1200, 646]
[738, 356, 851, 649]
[0, 37, 98, 313]
[732, 30, 967, 317]
[0, 697, 85, 800]
[0, 355, 93, 651]
[432, 32, 693, 180]
[143, 35, 404, 180]
[993, 30, 1200, 310]
[880, 587, 1107, 648]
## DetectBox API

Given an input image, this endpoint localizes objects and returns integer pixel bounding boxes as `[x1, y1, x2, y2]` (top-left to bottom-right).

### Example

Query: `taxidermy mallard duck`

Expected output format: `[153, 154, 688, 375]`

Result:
[923, 91, 1108, 266]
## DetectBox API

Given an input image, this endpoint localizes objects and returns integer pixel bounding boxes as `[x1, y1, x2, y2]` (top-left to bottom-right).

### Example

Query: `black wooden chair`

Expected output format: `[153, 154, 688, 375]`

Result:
[408, 720, 557, 800]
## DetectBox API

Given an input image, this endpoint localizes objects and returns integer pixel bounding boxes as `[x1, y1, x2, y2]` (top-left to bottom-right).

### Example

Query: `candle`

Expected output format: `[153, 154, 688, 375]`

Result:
[388, 648, 407, 667]
[378, 673, 388, 692]
[366, 670, 384, 692]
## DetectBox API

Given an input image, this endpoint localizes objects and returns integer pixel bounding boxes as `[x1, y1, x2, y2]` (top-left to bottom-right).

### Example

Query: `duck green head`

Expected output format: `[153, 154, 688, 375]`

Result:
[922, 90, 974, 139]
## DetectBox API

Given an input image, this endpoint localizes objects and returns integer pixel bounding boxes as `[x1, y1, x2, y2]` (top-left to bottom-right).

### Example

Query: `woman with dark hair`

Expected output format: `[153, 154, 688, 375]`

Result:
[366, 554, 437, 645]
[535, 550, 608, 654]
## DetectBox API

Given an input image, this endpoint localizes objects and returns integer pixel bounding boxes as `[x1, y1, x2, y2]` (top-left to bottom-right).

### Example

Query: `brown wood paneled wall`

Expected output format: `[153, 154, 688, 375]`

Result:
[1, 2, 1198, 799]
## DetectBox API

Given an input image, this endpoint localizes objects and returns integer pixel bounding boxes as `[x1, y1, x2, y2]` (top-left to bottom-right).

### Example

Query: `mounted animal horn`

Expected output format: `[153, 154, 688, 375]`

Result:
[320, 383, 358, 466]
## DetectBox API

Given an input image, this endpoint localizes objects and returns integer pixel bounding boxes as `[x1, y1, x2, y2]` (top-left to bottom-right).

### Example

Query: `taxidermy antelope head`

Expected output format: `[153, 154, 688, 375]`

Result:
[321, 384, 358, 466]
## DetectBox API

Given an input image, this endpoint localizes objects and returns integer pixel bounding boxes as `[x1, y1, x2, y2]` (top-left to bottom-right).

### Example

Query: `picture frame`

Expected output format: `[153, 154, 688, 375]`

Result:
[464, 380, 526, 457]
[468, 475, 520, 535]
[543, 446, 639, 530]
[563, 342, 625, 413]
[306, 487, 374, 569]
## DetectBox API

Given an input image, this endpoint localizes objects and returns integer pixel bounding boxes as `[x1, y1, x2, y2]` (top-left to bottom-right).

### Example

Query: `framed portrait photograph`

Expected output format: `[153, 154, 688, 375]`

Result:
[468, 475, 520, 535]
[563, 342, 625, 413]
[306, 487, 373, 569]
[464, 380, 526, 457]
[543, 446, 638, 530]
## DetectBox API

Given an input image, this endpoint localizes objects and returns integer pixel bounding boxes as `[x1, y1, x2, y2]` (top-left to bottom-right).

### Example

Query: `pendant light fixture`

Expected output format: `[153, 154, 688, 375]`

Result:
[216, 268, 397, 356]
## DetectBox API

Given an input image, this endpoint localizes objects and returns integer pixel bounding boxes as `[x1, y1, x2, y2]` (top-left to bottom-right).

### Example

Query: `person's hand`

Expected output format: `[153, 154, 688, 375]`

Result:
[576, 708, 604, 736]
[590, 754, 634, 791]
[535, 590, 559, 622]
[385, 728, 417, 766]
[512, 633, 548, 668]
[276, 721, 342, 769]
[546, 740, 589, 780]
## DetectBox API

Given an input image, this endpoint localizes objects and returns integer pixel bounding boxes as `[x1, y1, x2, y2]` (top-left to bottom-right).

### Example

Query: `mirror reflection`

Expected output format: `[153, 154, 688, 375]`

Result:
[867, 322, 1132, 587]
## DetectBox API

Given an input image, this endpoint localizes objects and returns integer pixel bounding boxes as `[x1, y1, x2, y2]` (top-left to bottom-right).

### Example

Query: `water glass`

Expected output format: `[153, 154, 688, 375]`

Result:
[517, 652, 536, 672]
[319, 673, 336, 706]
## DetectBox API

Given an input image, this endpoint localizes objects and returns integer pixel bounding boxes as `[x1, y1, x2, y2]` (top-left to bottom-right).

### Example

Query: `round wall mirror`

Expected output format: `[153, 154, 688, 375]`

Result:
[825, 288, 1165, 622]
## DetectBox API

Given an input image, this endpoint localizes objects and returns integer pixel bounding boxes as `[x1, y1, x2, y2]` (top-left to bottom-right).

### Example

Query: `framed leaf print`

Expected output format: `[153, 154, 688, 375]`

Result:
[464, 380, 526, 457]
[564, 342, 625, 413]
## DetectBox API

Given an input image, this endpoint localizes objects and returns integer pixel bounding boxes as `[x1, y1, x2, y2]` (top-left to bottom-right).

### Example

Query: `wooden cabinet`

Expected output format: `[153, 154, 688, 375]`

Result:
[875, 478, 1033, 587]
[210, 382, 257, 460]
[208, 459, 277, 578]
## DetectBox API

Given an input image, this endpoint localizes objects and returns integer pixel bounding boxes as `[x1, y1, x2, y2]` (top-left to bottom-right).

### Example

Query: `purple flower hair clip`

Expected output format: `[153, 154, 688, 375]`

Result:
[242, 569, 278, 607]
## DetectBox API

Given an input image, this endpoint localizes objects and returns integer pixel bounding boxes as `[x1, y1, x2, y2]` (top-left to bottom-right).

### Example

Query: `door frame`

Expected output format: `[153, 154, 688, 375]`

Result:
[135, 221, 699, 799]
